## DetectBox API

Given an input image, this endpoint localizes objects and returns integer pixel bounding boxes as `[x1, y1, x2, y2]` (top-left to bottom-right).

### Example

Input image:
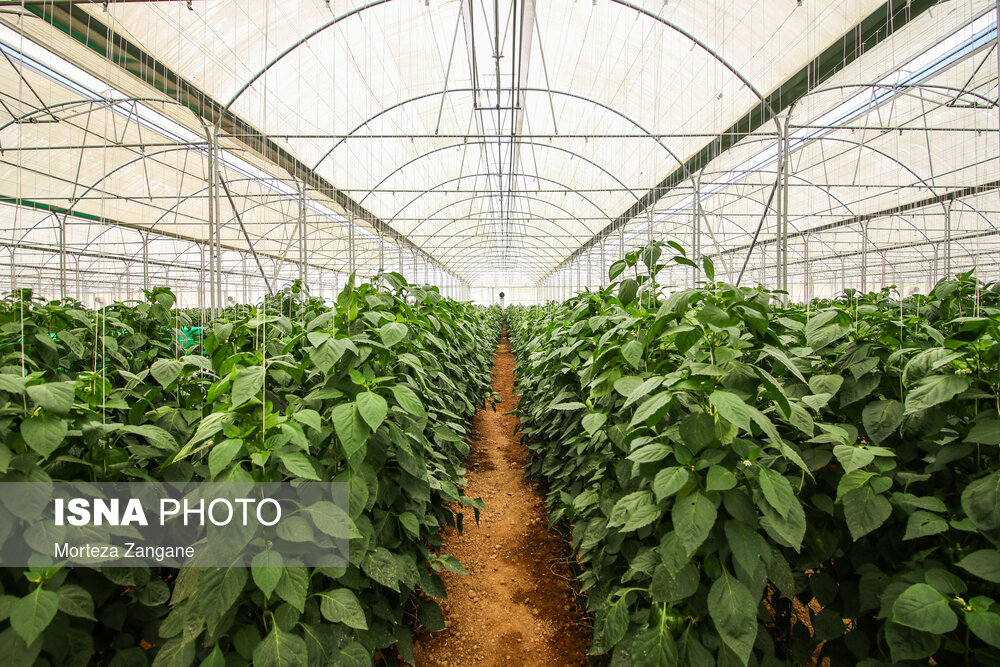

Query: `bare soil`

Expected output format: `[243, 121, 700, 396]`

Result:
[411, 334, 591, 666]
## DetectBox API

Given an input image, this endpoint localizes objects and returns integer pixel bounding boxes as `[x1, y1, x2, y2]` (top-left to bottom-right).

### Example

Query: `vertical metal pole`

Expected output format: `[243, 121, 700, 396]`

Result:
[298, 181, 306, 289]
[775, 118, 784, 293]
[199, 245, 204, 312]
[880, 250, 887, 291]
[945, 202, 952, 280]
[803, 234, 811, 302]
[692, 178, 699, 287]
[782, 115, 791, 298]
[861, 220, 869, 293]
[349, 213, 356, 276]
[213, 131, 223, 313]
[204, 127, 217, 318]
[143, 231, 150, 293]
[59, 215, 67, 298]
[600, 238, 606, 288]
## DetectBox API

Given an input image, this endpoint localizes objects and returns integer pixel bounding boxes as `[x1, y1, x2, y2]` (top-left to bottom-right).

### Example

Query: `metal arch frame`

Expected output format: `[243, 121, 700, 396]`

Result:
[545, 0, 940, 280]
[354, 139, 641, 210]
[21, 2, 457, 283]
[221, 0, 769, 125]
[306, 87, 690, 173]
[385, 171, 614, 227]
[397, 196, 599, 248]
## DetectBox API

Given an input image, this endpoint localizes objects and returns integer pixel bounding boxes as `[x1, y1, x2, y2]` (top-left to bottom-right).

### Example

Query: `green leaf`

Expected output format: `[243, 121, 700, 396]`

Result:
[632, 606, 680, 667]
[608, 491, 655, 529]
[702, 256, 715, 281]
[20, 415, 67, 457]
[757, 467, 795, 518]
[619, 279, 639, 306]
[318, 589, 368, 630]
[153, 637, 196, 667]
[709, 390, 751, 432]
[417, 599, 446, 632]
[362, 547, 400, 591]
[957, 550, 1000, 583]
[891, 583, 958, 633]
[231, 366, 264, 407]
[582, 412, 607, 436]
[591, 594, 631, 654]
[251, 551, 283, 598]
[274, 568, 308, 612]
[390, 385, 425, 418]
[833, 445, 875, 474]
[276, 451, 320, 480]
[149, 359, 184, 388]
[332, 403, 369, 459]
[862, 399, 903, 444]
[356, 391, 388, 432]
[678, 411, 715, 452]
[653, 467, 690, 502]
[253, 626, 309, 667]
[629, 391, 672, 428]
[885, 621, 941, 662]
[842, 485, 892, 541]
[10, 587, 57, 646]
[378, 322, 408, 347]
[292, 409, 322, 432]
[962, 472, 1000, 544]
[197, 567, 247, 633]
[56, 584, 95, 621]
[609, 260, 628, 281]
[25, 381, 75, 414]
[904, 374, 970, 415]
[623, 376, 664, 409]
[706, 465, 737, 491]
[673, 491, 716, 557]
[199, 645, 226, 667]
[707, 570, 757, 666]
[208, 438, 243, 478]
[967, 608, 1000, 649]
[804, 309, 849, 350]
[622, 340, 643, 369]
[903, 510, 948, 541]
[967, 418, 1000, 445]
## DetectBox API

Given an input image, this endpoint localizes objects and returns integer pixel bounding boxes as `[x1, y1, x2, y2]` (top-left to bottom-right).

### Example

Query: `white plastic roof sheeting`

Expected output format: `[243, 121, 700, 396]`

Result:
[0, 0, 997, 304]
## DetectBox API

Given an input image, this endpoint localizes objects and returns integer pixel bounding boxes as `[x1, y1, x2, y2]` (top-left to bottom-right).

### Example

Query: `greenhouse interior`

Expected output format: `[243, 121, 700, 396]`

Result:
[4, 1, 1000, 667]
[1, 0, 996, 307]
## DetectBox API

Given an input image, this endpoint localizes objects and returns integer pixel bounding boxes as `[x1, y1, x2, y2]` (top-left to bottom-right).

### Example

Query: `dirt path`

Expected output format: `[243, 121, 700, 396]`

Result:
[412, 334, 591, 666]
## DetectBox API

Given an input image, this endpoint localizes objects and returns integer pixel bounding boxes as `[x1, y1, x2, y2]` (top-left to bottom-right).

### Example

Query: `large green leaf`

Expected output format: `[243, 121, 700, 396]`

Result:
[332, 403, 369, 459]
[842, 485, 892, 541]
[891, 583, 958, 633]
[197, 567, 248, 632]
[25, 381, 75, 414]
[251, 551, 284, 598]
[709, 390, 751, 432]
[390, 385, 426, 418]
[621, 340, 643, 369]
[9, 587, 58, 645]
[962, 472, 1000, 545]
[957, 549, 1000, 583]
[707, 570, 757, 666]
[231, 366, 264, 407]
[804, 309, 849, 350]
[356, 391, 388, 432]
[378, 322, 408, 347]
[632, 606, 679, 667]
[253, 626, 309, 667]
[904, 374, 970, 415]
[672, 491, 716, 557]
[318, 589, 368, 630]
[862, 399, 903, 444]
[20, 415, 67, 457]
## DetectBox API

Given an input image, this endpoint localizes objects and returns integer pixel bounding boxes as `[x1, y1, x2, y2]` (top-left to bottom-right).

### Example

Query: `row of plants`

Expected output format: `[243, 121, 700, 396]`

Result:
[509, 242, 1000, 666]
[0, 275, 500, 666]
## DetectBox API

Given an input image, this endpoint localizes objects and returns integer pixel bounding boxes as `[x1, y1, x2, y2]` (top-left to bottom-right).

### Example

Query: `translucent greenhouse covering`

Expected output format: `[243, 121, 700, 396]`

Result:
[0, 0, 997, 305]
